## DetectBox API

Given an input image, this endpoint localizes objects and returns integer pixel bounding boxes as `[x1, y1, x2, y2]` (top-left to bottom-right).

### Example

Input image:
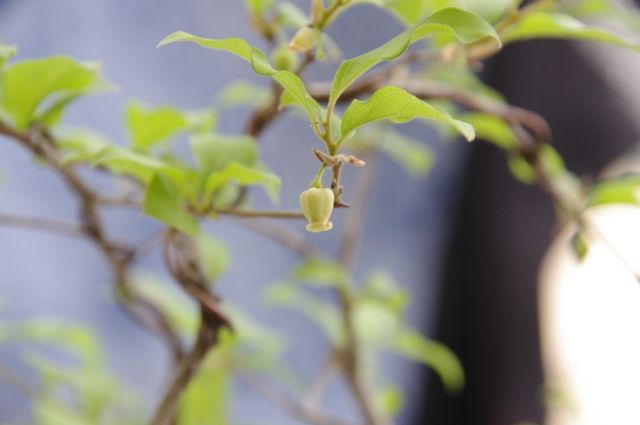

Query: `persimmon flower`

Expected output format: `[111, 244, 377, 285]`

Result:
[299, 187, 334, 233]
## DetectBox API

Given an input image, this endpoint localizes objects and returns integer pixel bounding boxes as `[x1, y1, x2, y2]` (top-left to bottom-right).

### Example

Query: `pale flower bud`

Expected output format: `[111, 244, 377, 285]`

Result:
[288, 26, 318, 53]
[271, 46, 299, 71]
[299, 187, 334, 233]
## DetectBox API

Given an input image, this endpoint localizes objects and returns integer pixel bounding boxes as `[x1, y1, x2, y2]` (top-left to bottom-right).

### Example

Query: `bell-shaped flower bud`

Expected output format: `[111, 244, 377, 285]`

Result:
[271, 46, 299, 71]
[300, 187, 334, 233]
[288, 26, 318, 53]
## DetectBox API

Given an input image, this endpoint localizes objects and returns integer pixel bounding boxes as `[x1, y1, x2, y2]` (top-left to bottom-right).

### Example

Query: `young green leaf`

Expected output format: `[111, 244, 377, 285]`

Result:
[353, 300, 402, 346]
[158, 32, 275, 75]
[56, 128, 187, 186]
[375, 384, 405, 417]
[291, 257, 350, 288]
[217, 80, 272, 108]
[265, 281, 345, 345]
[158, 32, 323, 125]
[502, 12, 640, 50]
[1, 56, 106, 130]
[245, 0, 275, 16]
[341, 86, 475, 141]
[132, 271, 198, 335]
[126, 101, 188, 150]
[391, 329, 464, 393]
[179, 341, 234, 425]
[277, 1, 309, 28]
[459, 112, 517, 149]
[329, 7, 500, 106]
[196, 233, 230, 282]
[382, 130, 434, 176]
[587, 175, 640, 207]
[190, 133, 258, 176]
[458, 0, 514, 23]
[204, 162, 281, 203]
[143, 174, 199, 235]
[372, 0, 433, 25]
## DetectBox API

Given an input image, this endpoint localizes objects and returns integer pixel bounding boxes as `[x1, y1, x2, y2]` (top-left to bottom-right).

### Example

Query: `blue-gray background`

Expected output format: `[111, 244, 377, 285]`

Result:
[0, 1, 467, 423]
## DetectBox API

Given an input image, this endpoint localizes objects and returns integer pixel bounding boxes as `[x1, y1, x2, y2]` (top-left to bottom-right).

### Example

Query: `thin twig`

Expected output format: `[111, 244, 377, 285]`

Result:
[0, 212, 86, 238]
[216, 208, 305, 219]
[303, 351, 342, 409]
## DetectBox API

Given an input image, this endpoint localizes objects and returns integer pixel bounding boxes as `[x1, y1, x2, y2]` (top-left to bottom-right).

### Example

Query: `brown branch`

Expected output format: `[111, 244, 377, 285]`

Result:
[217, 208, 305, 219]
[0, 213, 86, 238]
[150, 308, 222, 425]
[303, 350, 342, 409]
[244, 82, 284, 137]
[150, 229, 233, 425]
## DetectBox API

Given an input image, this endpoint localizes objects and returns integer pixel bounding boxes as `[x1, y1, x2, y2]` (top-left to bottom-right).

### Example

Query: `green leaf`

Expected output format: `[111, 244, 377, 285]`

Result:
[375, 384, 404, 417]
[329, 7, 500, 106]
[291, 257, 350, 288]
[35, 399, 89, 425]
[381, 0, 433, 25]
[204, 162, 281, 203]
[225, 307, 290, 376]
[97, 148, 185, 186]
[143, 174, 199, 235]
[276, 2, 309, 28]
[179, 336, 234, 425]
[126, 101, 188, 150]
[588, 175, 640, 207]
[362, 271, 408, 316]
[0, 44, 17, 68]
[342, 86, 475, 141]
[458, 0, 514, 23]
[265, 282, 344, 345]
[378, 128, 435, 176]
[459, 112, 516, 149]
[1, 56, 105, 130]
[508, 145, 566, 185]
[353, 300, 402, 346]
[391, 329, 464, 393]
[245, 0, 275, 16]
[217, 80, 272, 108]
[13, 321, 101, 367]
[190, 133, 258, 177]
[196, 233, 230, 282]
[131, 271, 198, 335]
[158, 32, 323, 125]
[501, 12, 640, 50]
[158, 32, 275, 74]
[424, 65, 506, 102]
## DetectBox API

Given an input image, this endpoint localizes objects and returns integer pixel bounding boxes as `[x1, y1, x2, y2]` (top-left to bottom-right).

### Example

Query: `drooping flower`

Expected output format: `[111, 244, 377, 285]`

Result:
[299, 187, 334, 233]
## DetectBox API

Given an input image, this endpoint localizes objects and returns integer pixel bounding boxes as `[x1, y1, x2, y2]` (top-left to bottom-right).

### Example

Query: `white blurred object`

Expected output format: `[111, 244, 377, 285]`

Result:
[540, 204, 640, 425]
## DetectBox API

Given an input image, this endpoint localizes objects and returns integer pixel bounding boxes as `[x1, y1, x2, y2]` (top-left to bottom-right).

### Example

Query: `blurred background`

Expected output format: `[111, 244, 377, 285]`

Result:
[1, 1, 640, 425]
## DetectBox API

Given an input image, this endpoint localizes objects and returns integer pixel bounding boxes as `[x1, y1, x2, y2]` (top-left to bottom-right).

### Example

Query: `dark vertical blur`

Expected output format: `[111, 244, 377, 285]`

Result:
[421, 40, 638, 424]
